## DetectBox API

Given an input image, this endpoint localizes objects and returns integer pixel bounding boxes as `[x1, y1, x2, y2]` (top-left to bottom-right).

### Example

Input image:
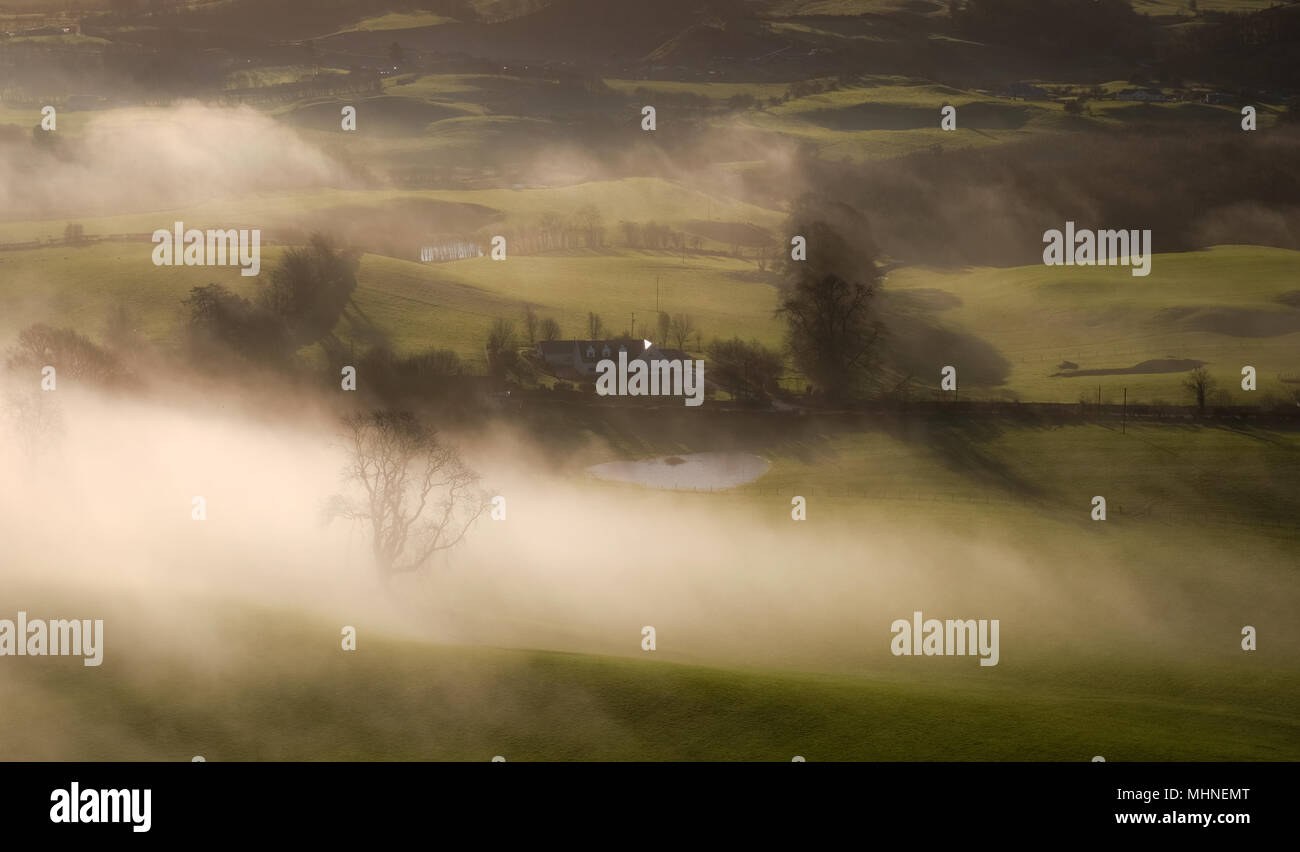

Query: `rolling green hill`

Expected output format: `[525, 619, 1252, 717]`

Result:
[5, 623, 1293, 761]
[0, 179, 780, 246]
[887, 245, 1300, 403]
[4, 236, 1296, 403]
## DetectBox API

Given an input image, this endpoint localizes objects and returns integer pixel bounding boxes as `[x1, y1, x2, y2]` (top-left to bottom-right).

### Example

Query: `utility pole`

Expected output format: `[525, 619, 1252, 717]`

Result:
[1122, 388, 1127, 434]
[656, 276, 660, 313]
[631, 312, 635, 338]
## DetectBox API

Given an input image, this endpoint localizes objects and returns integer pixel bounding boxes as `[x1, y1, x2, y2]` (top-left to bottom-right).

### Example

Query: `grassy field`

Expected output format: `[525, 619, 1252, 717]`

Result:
[330, 11, 459, 34]
[3, 618, 1293, 761]
[736, 91, 1056, 162]
[0, 178, 780, 244]
[4, 236, 1296, 402]
[2, 0, 1296, 772]
[887, 245, 1300, 403]
[727, 77, 1283, 161]
[0, 243, 776, 369]
[223, 65, 351, 90]
[565, 402, 1300, 534]
[1131, 0, 1281, 13]
[750, 419, 1300, 533]
[0, 72, 1277, 171]
[2, 416, 1297, 761]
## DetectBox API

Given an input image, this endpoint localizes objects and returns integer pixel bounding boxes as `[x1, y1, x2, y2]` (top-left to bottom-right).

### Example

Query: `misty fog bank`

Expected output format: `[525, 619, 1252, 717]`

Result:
[2, 377, 1295, 680]
[0, 103, 347, 222]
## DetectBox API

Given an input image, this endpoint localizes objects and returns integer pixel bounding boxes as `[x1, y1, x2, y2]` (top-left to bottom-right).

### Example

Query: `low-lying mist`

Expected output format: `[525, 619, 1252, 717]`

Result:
[2, 374, 1294, 682]
[0, 102, 346, 222]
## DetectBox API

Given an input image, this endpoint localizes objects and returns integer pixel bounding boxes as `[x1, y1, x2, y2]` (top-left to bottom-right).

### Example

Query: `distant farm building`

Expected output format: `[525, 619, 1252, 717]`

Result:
[537, 340, 690, 380]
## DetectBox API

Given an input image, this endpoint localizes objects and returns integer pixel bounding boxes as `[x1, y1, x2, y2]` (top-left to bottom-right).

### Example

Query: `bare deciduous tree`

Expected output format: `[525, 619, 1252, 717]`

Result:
[3, 385, 64, 462]
[485, 318, 521, 380]
[574, 204, 604, 247]
[330, 411, 488, 581]
[8, 323, 122, 384]
[657, 311, 671, 346]
[1183, 366, 1216, 413]
[539, 317, 562, 341]
[669, 313, 696, 350]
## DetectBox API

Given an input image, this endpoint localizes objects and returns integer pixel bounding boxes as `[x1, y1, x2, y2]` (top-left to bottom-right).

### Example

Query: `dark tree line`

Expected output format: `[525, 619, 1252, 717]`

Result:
[491, 207, 606, 255]
[619, 220, 695, 251]
[182, 232, 360, 367]
[706, 337, 783, 401]
[6, 324, 124, 385]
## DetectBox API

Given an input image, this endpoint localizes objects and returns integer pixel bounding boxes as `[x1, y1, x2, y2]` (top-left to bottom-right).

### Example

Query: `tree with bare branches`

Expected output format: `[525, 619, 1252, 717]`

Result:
[330, 410, 488, 581]
[539, 317, 562, 341]
[1183, 366, 1216, 414]
[574, 204, 605, 247]
[3, 385, 64, 462]
[8, 323, 123, 385]
[775, 216, 883, 401]
[669, 313, 696, 351]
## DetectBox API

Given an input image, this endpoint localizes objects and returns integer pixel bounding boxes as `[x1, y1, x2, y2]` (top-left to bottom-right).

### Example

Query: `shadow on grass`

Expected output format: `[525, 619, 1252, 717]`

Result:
[878, 414, 1047, 500]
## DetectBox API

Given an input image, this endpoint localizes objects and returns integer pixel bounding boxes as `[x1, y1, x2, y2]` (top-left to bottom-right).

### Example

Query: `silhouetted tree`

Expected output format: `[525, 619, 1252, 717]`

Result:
[575, 204, 604, 248]
[330, 410, 488, 581]
[184, 284, 290, 364]
[669, 313, 696, 351]
[706, 337, 783, 400]
[258, 233, 360, 349]
[484, 318, 521, 380]
[7, 324, 121, 383]
[775, 215, 884, 401]
[1183, 367, 1217, 413]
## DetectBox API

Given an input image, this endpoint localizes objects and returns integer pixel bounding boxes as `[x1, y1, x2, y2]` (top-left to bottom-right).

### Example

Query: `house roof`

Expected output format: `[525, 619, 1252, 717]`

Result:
[536, 339, 691, 363]
[536, 341, 576, 357]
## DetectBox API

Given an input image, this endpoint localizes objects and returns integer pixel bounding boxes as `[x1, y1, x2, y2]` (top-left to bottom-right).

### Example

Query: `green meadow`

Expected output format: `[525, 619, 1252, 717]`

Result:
[887, 246, 1300, 403]
[1, 0, 1296, 772]
[3, 416, 1297, 761]
[4, 235, 1297, 402]
[3, 625, 1294, 761]
[0, 72, 1277, 169]
[0, 179, 781, 244]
